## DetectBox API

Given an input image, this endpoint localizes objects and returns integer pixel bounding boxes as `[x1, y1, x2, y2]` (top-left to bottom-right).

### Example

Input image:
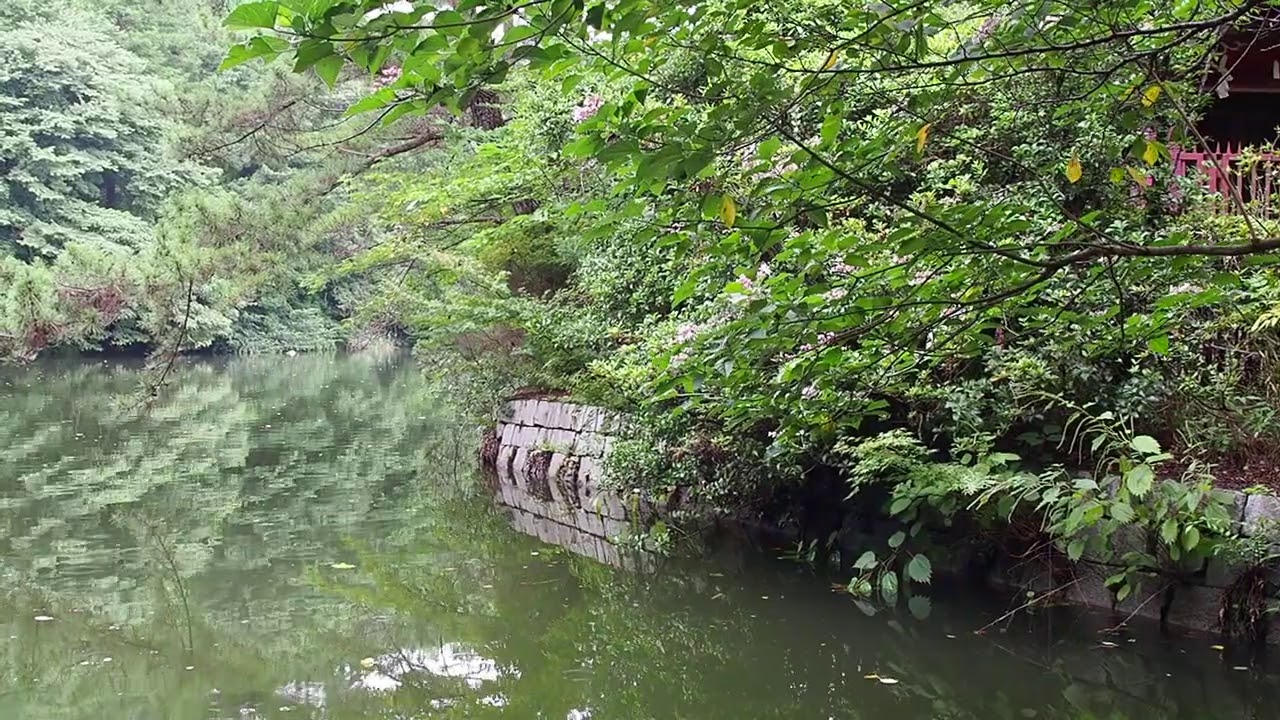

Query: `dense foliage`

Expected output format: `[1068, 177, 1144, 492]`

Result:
[0, 0, 432, 357]
[203, 0, 1280, 612]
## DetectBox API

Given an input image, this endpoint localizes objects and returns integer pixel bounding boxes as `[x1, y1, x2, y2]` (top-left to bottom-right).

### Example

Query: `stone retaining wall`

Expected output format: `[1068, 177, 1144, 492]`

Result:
[482, 399, 1280, 638]
[483, 398, 648, 568]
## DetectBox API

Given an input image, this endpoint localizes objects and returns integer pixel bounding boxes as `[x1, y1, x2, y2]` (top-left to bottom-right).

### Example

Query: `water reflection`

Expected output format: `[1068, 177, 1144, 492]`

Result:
[0, 356, 1278, 719]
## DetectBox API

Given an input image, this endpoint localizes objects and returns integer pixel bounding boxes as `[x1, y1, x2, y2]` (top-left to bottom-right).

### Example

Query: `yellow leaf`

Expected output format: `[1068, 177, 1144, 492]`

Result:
[360, 657, 377, 670]
[720, 195, 737, 228]
[330, 562, 356, 570]
[823, 52, 840, 70]
[1142, 85, 1162, 108]
[1142, 140, 1160, 166]
[1065, 155, 1083, 183]
[916, 123, 931, 154]
[1127, 166, 1148, 186]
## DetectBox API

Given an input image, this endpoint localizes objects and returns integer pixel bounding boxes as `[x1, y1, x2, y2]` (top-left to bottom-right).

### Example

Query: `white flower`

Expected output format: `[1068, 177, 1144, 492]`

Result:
[801, 385, 819, 399]
[824, 287, 847, 301]
[757, 261, 772, 278]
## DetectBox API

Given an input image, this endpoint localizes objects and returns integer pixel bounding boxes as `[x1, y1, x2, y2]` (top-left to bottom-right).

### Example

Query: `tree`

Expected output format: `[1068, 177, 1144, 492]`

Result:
[0, 8, 201, 259]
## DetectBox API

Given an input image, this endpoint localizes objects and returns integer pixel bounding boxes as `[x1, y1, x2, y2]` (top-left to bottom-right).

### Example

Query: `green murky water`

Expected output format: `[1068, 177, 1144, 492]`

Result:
[0, 354, 1276, 719]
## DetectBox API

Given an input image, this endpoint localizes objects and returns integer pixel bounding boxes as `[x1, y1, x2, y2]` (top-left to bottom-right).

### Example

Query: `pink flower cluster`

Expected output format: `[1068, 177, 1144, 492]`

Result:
[824, 287, 847, 301]
[675, 323, 701, 343]
[829, 259, 858, 276]
[375, 65, 402, 88]
[798, 332, 837, 353]
[572, 94, 605, 122]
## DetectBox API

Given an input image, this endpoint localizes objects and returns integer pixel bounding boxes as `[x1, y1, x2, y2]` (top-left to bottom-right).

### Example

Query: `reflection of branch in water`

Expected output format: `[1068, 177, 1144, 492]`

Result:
[976, 578, 1082, 635]
[986, 637, 1177, 714]
[134, 516, 196, 655]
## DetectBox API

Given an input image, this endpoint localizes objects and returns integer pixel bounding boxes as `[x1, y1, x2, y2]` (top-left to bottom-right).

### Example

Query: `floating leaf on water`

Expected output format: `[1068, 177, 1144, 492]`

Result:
[185, 666, 195, 671]
[863, 674, 880, 680]
[878, 677, 900, 685]
[33, 615, 53, 622]
[330, 562, 356, 570]
[1210, 644, 1225, 651]
[1098, 641, 1118, 648]
[1233, 666, 1250, 671]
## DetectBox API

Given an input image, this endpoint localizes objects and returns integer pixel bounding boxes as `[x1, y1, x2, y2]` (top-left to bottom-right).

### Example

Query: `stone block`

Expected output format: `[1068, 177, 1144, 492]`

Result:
[496, 445, 516, 485]
[497, 402, 516, 423]
[513, 424, 530, 447]
[546, 453, 569, 505]
[1222, 489, 1248, 527]
[578, 510, 606, 537]
[576, 432, 604, 457]
[1243, 494, 1280, 538]
[1111, 573, 1168, 624]
[599, 411, 625, 435]
[561, 404, 585, 432]
[1081, 524, 1147, 565]
[1206, 555, 1250, 589]
[499, 422, 516, 447]
[1165, 584, 1223, 634]
[600, 491, 628, 520]
[553, 403, 574, 431]
[578, 456, 603, 507]
[511, 400, 536, 425]
[549, 428, 575, 453]
[1065, 563, 1117, 610]
[534, 400, 556, 427]
[603, 517, 631, 541]
[511, 447, 529, 489]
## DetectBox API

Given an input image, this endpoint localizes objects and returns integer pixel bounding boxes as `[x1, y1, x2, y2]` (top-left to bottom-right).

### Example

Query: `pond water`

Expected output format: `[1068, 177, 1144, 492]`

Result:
[0, 354, 1277, 719]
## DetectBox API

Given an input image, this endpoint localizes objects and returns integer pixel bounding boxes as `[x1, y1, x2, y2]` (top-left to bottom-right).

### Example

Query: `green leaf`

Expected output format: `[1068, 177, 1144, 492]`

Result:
[1130, 435, 1161, 455]
[1182, 525, 1201, 552]
[1147, 335, 1169, 355]
[1160, 518, 1179, 545]
[225, 1, 280, 29]
[1110, 501, 1134, 523]
[821, 115, 842, 145]
[1125, 463, 1154, 497]
[219, 37, 289, 70]
[888, 497, 912, 515]
[879, 570, 899, 601]
[906, 554, 932, 584]
[314, 55, 344, 87]
[1067, 538, 1085, 562]
[888, 530, 906, 548]
[719, 195, 737, 228]
[345, 88, 397, 116]
[1116, 581, 1132, 603]
[907, 595, 931, 620]
[853, 551, 878, 570]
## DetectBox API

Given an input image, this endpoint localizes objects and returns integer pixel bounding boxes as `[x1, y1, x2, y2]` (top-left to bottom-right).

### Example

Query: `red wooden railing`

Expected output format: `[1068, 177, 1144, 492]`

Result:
[1172, 142, 1280, 217]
